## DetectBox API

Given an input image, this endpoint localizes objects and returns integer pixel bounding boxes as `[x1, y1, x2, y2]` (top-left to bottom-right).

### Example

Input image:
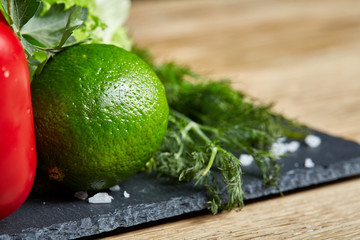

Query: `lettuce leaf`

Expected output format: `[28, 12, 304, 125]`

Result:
[41, 0, 132, 50]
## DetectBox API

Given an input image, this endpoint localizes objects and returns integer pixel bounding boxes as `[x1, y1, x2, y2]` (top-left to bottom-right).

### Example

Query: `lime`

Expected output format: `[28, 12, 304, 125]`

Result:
[31, 44, 169, 191]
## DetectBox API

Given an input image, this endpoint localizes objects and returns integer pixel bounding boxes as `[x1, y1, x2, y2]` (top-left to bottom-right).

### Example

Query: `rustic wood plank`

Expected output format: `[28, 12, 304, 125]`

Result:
[126, 0, 360, 143]
[104, 178, 360, 240]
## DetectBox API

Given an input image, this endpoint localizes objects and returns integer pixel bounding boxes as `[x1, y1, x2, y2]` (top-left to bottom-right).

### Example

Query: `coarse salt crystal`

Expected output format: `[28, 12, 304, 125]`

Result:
[88, 192, 114, 203]
[270, 141, 288, 157]
[109, 185, 121, 191]
[271, 138, 301, 157]
[123, 190, 130, 198]
[304, 158, 315, 168]
[286, 141, 300, 153]
[74, 191, 88, 201]
[305, 135, 321, 148]
[239, 154, 254, 166]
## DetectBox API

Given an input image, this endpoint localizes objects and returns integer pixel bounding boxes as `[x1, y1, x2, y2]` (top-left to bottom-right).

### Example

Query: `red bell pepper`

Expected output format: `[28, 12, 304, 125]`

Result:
[0, 13, 37, 220]
[0, 12, 6, 23]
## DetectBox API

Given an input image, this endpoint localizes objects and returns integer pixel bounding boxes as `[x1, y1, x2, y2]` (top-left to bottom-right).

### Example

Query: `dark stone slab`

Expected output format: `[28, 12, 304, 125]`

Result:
[1, 131, 360, 239]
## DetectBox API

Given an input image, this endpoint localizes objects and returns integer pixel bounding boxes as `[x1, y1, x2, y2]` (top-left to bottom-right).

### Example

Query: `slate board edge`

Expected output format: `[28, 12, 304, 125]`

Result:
[0, 193, 208, 240]
[243, 156, 360, 200]
[1, 130, 360, 240]
[1, 157, 360, 240]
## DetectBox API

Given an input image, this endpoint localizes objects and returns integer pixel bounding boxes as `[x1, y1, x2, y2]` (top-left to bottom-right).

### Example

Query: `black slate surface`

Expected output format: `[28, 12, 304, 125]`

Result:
[1, 131, 360, 239]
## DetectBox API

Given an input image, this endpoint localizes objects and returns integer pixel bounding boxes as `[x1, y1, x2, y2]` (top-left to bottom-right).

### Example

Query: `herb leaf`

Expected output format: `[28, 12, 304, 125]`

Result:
[152, 109, 244, 214]
[21, 3, 85, 47]
[1, 0, 87, 79]
[0, 0, 41, 31]
[134, 47, 308, 213]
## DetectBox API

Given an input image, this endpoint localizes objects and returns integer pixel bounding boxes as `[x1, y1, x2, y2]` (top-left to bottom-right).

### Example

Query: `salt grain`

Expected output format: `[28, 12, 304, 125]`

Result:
[88, 192, 114, 203]
[305, 135, 321, 148]
[271, 138, 301, 157]
[304, 158, 315, 168]
[123, 191, 130, 198]
[74, 191, 88, 201]
[239, 154, 254, 166]
[270, 141, 288, 157]
[286, 141, 300, 153]
[109, 185, 121, 191]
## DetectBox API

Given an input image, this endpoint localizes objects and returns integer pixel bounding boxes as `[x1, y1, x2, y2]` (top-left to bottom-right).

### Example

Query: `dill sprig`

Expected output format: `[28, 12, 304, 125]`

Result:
[132, 47, 308, 214]
[152, 109, 244, 214]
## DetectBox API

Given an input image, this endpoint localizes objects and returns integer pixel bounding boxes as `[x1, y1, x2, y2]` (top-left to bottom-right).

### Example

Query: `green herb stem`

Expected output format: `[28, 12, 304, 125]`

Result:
[6, 0, 12, 25]
[201, 146, 217, 176]
[135, 46, 308, 214]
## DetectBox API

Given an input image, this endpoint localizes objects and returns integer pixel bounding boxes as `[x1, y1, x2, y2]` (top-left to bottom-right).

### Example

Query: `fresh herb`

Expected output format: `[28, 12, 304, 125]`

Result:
[134, 48, 308, 213]
[0, 0, 133, 78]
[0, 0, 86, 78]
[151, 109, 245, 213]
[40, 0, 133, 50]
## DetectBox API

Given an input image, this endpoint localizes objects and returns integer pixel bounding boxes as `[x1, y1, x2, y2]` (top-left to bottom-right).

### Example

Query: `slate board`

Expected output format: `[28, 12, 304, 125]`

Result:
[1, 130, 360, 240]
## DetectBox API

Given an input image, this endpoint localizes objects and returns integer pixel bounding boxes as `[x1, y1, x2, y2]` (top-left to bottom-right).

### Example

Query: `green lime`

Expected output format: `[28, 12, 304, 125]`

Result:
[31, 44, 169, 191]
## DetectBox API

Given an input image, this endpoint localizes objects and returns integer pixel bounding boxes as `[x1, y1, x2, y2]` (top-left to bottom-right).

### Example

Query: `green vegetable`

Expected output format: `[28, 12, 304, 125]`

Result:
[134, 48, 308, 213]
[41, 0, 133, 50]
[0, 0, 132, 79]
[1, 0, 86, 78]
[31, 44, 169, 191]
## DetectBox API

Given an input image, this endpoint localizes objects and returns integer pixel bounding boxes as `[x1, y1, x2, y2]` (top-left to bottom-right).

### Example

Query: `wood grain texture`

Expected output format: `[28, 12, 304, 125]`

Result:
[103, 0, 360, 239]
[126, 0, 360, 143]
[104, 178, 360, 240]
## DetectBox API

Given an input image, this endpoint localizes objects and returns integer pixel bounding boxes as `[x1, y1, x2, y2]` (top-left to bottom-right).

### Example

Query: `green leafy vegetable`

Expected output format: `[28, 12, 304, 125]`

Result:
[152, 109, 245, 213]
[1, 0, 86, 78]
[134, 48, 309, 213]
[0, 0, 133, 77]
[41, 0, 133, 50]
[2, 0, 39, 30]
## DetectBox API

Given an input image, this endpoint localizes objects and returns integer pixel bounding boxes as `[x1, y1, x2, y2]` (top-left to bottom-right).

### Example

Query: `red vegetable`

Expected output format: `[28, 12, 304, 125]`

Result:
[0, 15, 37, 220]
[0, 12, 5, 24]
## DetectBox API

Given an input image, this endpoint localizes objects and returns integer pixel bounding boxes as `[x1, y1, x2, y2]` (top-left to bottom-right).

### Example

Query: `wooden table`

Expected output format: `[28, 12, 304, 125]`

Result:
[105, 0, 360, 238]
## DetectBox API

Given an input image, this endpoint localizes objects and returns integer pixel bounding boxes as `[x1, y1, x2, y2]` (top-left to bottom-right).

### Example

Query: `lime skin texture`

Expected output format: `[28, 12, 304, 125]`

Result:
[31, 44, 169, 191]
